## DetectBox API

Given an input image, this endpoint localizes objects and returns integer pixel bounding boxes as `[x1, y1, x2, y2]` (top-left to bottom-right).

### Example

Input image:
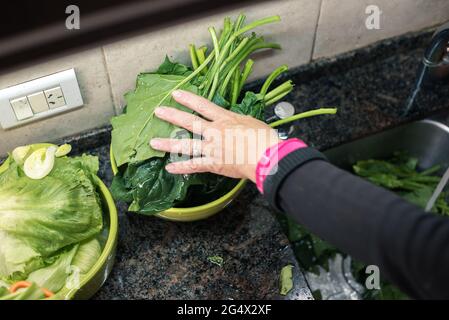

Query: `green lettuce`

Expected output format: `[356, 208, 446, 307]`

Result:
[0, 153, 103, 298]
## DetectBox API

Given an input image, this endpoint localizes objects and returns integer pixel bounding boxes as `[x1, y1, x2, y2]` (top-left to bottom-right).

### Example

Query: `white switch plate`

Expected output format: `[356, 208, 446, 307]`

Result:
[28, 91, 49, 113]
[10, 97, 33, 120]
[0, 69, 83, 129]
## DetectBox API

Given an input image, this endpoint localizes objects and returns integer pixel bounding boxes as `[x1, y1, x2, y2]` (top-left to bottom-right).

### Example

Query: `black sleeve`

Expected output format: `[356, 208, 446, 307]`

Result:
[263, 148, 449, 299]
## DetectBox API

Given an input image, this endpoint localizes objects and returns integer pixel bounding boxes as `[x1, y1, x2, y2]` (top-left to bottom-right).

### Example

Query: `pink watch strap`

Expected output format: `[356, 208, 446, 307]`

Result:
[255, 138, 308, 193]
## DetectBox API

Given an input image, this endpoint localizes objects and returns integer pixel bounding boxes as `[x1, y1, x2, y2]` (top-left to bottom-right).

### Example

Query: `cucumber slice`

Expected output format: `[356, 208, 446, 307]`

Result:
[55, 144, 72, 157]
[12, 145, 31, 165]
[23, 146, 57, 180]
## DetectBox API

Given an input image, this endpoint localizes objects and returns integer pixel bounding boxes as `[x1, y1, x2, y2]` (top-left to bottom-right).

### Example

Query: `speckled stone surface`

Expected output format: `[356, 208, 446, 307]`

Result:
[81, 144, 311, 300]
[59, 28, 449, 300]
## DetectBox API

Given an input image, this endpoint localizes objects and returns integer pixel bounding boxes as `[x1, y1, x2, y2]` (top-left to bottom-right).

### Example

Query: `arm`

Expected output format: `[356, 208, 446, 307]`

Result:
[149, 90, 449, 299]
[265, 151, 449, 299]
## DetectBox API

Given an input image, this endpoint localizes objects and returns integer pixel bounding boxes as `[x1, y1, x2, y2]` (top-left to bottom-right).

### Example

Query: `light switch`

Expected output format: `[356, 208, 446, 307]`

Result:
[0, 69, 83, 129]
[44, 87, 66, 109]
[27, 91, 49, 113]
[10, 97, 33, 120]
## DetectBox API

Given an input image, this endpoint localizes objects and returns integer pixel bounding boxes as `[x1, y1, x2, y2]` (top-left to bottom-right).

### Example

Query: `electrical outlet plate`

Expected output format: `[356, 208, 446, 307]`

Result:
[0, 69, 83, 129]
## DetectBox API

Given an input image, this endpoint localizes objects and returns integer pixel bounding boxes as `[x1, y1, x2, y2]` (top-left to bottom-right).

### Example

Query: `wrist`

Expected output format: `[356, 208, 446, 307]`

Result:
[255, 138, 308, 193]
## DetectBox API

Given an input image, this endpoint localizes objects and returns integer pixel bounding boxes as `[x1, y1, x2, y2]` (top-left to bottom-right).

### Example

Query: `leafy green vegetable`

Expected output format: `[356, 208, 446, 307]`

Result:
[0, 282, 46, 300]
[71, 238, 101, 274]
[279, 265, 293, 296]
[207, 256, 224, 267]
[111, 156, 204, 213]
[0, 149, 104, 299]
[110, 14, 333, 215]
[111, 73, 198, 167]
[282, 153, 449, 300]
[27, 245, 79, 293]
[353, 152, 449, 216]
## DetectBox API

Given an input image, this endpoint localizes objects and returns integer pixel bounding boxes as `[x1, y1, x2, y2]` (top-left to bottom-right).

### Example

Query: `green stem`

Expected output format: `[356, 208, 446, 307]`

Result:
[219, 17, 232, 47]
[158, 52, 214, 105]
[260, 65, 288, 96]
[222, 37, 249, 68]
[220, 42, 280, 84]
[209, 27, 220, 62]
[231, 67, 241, 105]
[215, 16, 281, 75]
[269, 108, 338, 128]
[196, 46, 208, 74]
[208, 73, 219, 100]
[234, 14, 246, 32]
[265, 90, 292, 106]
[189, 44, 199, 70]
[219, 64, 238, 97]
[238, 59, 254, 93]
[264, 80, 293, 102]
[234, 15, 281, 37]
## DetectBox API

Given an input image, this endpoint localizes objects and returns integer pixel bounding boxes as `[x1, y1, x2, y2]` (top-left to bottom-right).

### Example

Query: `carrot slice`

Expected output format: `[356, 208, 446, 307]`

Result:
[9, 281, 32, 293]
[9, 281, 54, 298]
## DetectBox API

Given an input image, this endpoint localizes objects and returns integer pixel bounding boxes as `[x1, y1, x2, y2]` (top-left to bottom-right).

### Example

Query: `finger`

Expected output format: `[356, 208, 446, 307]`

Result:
[155, 107, 210, 135]
[165, 157, 214, 175]
[150, 138, 203, 156]
[171, 90, 232, 121]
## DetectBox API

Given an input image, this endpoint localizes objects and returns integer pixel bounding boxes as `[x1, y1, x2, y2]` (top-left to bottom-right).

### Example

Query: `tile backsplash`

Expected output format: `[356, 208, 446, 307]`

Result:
[1, 0, 448, 156]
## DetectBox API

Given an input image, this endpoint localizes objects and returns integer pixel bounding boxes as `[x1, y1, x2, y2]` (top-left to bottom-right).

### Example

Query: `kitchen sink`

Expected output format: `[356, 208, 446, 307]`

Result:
[298, 118, 449, 300]
[325, 119, 449, 174]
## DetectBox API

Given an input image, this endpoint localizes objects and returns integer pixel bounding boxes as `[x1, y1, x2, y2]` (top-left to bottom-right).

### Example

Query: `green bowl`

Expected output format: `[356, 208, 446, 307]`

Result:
[0, 143, 118, 300]
[110, 146, 247, 222]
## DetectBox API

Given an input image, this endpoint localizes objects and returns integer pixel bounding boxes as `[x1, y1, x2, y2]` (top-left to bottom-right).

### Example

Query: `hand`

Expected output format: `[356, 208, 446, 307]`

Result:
[150, 90, 280, 183]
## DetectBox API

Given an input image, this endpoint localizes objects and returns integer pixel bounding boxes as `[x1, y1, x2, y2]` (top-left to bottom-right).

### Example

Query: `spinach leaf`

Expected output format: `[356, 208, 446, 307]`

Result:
[230, 91, 265, 120]
[157, 56, 192, 76]
[110, 15, 297, 215]
[111, 73, 198, 167]
[111, 156, 205, 214]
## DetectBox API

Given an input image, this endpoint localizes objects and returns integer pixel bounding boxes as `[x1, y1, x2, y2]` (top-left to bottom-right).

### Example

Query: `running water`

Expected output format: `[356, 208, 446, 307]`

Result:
[425, 166, 449, 212]
[402, 65, 428, 116]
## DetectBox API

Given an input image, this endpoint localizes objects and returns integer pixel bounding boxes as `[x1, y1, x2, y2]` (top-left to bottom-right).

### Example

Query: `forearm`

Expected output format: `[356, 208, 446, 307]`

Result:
[263, 149, 449, 299]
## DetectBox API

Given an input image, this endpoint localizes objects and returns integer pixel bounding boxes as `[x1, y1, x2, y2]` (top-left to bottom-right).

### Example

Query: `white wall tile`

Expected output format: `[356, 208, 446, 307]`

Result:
[103, 0, 322, 112]
[313, 0, 449, 59]
[0, 48, 114, 156]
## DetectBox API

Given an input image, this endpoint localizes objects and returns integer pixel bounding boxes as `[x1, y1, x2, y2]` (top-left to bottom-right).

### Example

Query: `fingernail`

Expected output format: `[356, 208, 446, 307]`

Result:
[155, 107, 166, 116]
[172, 90, 183, 99]
[150, 139, 161, 148]
[165, 164, 175, 172]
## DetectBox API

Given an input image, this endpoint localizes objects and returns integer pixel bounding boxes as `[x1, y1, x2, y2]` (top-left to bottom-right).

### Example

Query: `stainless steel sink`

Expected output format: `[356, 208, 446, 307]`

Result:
[325, 119, 449, 173]
[305, 118, 449, 300]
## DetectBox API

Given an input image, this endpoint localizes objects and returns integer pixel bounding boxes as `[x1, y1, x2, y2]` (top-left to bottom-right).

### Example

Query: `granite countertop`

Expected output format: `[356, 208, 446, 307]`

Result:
[61, 28, 448, 300]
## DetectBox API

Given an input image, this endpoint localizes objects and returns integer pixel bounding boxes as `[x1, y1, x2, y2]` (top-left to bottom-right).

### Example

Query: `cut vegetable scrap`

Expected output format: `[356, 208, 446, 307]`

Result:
[280, 265, 294, 296]
[23, 146, 57, 180]
[12, 145, 31, 165]
[55, 144, 72, 157]
[207, 256, 224, 267]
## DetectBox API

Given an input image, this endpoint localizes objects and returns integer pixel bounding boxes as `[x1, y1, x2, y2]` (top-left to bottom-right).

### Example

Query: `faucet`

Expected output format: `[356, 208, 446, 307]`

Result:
[422, 21, 449, 83]
[404, 21, 449, 115]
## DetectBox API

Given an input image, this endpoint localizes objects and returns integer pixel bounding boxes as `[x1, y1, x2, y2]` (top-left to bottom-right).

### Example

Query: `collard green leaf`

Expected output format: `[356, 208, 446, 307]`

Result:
[111, 73, 198, 167]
